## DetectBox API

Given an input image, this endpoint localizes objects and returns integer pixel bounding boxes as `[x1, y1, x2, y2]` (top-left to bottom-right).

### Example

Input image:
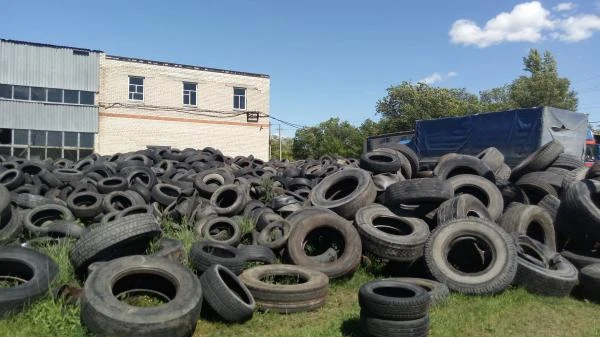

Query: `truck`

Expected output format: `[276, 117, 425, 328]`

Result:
[365, 106, 593, 167]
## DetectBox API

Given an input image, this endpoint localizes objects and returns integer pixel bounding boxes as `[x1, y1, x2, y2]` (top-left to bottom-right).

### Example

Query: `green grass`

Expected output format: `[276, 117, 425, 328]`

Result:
[2, 220, 600, 337]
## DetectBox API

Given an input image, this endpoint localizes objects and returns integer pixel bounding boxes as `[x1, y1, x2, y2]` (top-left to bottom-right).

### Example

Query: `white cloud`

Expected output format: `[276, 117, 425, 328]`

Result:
[449, 2, 553, 47]
[419, 71, 458, 85]
[450, 1, 600, 47]
[555, 14, 600, 41]
[553, 2, 575, 12]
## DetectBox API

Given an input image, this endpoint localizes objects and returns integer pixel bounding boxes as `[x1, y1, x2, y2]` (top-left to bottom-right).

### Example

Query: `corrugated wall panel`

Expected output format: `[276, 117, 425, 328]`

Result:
[0, 41, 100, 91]
[0, 100, 98, 132]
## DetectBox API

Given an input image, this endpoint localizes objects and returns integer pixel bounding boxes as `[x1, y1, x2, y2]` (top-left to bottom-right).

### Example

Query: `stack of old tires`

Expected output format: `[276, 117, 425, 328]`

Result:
[358, 280, 430, 337]
[0, 137, 597, 336]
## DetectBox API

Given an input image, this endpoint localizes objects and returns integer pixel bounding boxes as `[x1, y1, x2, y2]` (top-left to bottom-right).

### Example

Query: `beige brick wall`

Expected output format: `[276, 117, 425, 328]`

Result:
[97, 55, 270, 160]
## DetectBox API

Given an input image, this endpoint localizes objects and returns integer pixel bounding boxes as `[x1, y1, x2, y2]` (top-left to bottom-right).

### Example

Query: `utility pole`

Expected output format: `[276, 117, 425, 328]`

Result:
[278, 124, 282, 160]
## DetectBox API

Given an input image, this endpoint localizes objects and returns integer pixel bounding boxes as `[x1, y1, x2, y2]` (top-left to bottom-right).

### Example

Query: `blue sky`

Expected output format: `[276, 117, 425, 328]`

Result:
[1, 0, 599, 136]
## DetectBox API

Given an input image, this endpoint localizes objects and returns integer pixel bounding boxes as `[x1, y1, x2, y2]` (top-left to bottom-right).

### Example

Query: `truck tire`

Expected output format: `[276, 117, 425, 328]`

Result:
[386, 277, 449, 306]
[424, 218, 517, 295]
[240, 264, 329, 313]
[189, 241, 246, 275]
[434, 154, 495, 182]
[436, 194, 492, 226]
[447, 174, 504, 221]
[0, 246, 59, 317]
[360, 150, 404, 174]
[579, 264, 600, 302]
[23, 204, 75, 236]
[358, 280, 430, 320]
[514, 236, 578, 296]
[360, 312, 429, 337]
[498, 203, 556, 251]
[355, 204, 429, 262]
[200, 264, 255, 323]
[476, 147, 504, 172]
[510, 140, 564, 181]
[69, 214, 161, 276]
[310, 168, 376, 219]
[80, 255, 202, 337]
[384, 178, 453, 205]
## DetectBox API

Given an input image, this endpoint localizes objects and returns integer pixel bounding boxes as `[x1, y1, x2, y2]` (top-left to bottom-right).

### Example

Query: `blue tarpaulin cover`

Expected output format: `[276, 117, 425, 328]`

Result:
[412, 107, 588, 167]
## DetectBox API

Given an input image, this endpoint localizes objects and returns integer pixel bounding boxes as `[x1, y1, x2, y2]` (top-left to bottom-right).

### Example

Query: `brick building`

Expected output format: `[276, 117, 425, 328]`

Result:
[97, 55, 270, 159]
[0, 39, 271, 160]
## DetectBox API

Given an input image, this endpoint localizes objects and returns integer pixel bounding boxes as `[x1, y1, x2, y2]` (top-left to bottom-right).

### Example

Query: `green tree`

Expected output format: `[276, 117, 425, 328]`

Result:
[481, 49, 578, 111]
[269, 136, 294, 161]
[292, 118, 364, 159]
[508, 49, 578, 111]
[375, 82, 482, 131]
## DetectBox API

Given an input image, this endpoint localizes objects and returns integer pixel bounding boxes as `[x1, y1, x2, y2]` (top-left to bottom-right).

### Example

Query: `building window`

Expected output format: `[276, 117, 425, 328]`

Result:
[30, 87, 46, 102]
[0, 84, 95, 106]
[0, 128, 94, 160]
[0, 84, 12, 99]
[129, 76, 144, 101]
[13, 86, 29, 100]
[233, 87, 246, 110]
[80, 91, 95, 105]
[47, 89, 63, 103]
[183, 82, 197, 106]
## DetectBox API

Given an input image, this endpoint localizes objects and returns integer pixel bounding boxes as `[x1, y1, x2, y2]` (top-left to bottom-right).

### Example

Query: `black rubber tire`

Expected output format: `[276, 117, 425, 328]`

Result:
[436, 194, 492, 226]
[433, 154, 495, 182]
[378, 142, 419, 178]
[516, 172, 560, 204]
[0, 246, 59, 317]
[210, 184, 249, 217]
[310, 168, 376, 219]
[537, 194, 560, 223]
[189, 241, 246, 275]
[386, 277, 449, 306]
[0, 169, 24, 190]
[498, 203, 556, 251]
[96, 176, 128, 194]
[424, 218, 517, 295]
[579, 263, 600, 302]
[11, 193, 65, 209]
[360, 150, 404, 174]
[69, 214, 161, 276]
[257, 220, 291, 251]
[354, 204, 429, 262]
[52, 168, 84, 183]
[510, 140, 564, 181]
[200, 264, 255, 323]
[240, 264, 329, 313]
[447, 174, 504, 221]
[360, 312, 429, 337]
[287, 212, 362, 278]
[66, 191, 104, 219]
[477, 147, 504, 172]
[102, 190, 145, 213]
[556, 179, 600, 241]
[384, 178, 453, 205]
[152, 183, 182, 207]
[45, 220, 89, 238]
[560, 250, 600, 269]
[80, 255, 202, 337]
[551, 153, 585, 170]
[237, 244, 278, 265]
[494, 164, 511, 181]
[514, 236, 578, 296]
[201, 217, 242, 246]
[23, 204, 75, 236]
[194, 168, 235, 198]
[0, 207, 21, 244]
[358, 280, 430, 320]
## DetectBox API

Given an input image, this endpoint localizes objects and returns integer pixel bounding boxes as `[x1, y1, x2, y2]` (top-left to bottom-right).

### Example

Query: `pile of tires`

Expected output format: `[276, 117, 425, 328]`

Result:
[0, 138, 596, 336]
[358, 280, 430, 337]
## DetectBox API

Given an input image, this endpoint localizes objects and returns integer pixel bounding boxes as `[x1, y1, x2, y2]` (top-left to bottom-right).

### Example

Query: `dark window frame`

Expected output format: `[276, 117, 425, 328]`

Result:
[129, 76, 144, 101]
[183, 82, 197, 106]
